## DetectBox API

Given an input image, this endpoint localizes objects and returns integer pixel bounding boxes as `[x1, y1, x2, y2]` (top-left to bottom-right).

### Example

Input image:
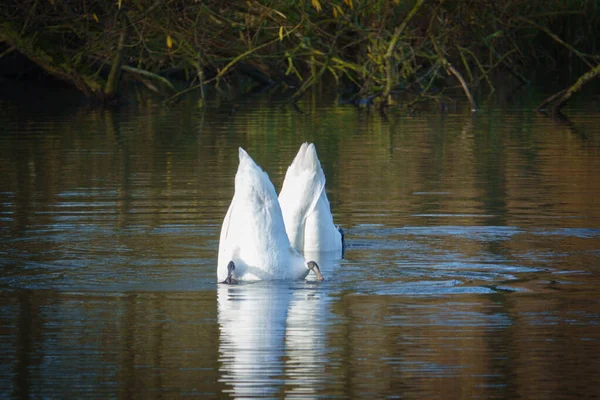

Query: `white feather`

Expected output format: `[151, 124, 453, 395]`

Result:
[217, 148, 310, 281]
[279, 143, 343, 254]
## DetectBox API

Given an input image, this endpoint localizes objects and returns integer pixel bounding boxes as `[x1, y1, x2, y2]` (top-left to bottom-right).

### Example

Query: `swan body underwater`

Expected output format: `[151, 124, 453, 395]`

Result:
[217, 148, 324, 283]
[279, 142, 344, 255]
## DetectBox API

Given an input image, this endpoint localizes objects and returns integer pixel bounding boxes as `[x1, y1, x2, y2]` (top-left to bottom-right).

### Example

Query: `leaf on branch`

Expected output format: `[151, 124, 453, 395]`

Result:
[333, 5, 344, 19]
[311, 0, 322, 13]
[92, 13, 99, 23]
[279, 26, 284, 41]
[166, 35, 173, 49]
[327, 66, 340, 83]
[272, 9, 287, 19]
[484, 31, 504, 41]
[285, 56, 303, 81]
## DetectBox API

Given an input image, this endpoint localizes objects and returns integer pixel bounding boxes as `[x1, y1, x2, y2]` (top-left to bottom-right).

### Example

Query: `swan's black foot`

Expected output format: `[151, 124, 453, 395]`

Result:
[307, 261, 324, 282]
[222, 261, 238, 284]
[337, 226, 345, 246]
[337, 225, 346, 258]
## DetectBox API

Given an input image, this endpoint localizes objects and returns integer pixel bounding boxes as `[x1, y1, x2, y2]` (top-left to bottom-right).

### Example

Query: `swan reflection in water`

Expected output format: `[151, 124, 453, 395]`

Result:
[217, 252, 340, 398]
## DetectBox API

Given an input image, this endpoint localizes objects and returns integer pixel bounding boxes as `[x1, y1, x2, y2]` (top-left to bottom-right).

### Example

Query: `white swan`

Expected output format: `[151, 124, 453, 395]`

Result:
[217, 148, 323, 282]
[279, 143, 343, 254]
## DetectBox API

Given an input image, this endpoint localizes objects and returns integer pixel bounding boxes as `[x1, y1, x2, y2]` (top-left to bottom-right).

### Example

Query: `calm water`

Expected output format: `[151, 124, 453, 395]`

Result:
[1, 88, 600, 399]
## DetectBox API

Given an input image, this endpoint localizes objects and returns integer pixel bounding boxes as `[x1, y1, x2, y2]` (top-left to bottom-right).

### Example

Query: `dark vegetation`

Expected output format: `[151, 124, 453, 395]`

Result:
[1, 0, 599, 114]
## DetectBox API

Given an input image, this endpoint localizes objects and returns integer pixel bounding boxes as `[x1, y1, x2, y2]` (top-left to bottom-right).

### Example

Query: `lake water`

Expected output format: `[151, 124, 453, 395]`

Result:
[1, 86, 600, 398]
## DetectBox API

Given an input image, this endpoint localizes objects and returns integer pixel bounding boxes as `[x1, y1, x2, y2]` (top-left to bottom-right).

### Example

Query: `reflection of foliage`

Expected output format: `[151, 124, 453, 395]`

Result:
[0, 0, 598, 110]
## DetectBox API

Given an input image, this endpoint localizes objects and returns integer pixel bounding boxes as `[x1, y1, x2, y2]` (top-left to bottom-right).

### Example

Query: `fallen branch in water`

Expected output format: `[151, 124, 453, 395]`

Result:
[446, 63, 478, 112]
[430, 36, 477, 112]
[536, 63, 600, 115]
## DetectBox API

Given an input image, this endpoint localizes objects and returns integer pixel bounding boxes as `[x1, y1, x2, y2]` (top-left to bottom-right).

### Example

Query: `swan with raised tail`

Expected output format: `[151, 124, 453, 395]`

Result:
[279, 142, 344, 255]
[217, 148, 323, 283]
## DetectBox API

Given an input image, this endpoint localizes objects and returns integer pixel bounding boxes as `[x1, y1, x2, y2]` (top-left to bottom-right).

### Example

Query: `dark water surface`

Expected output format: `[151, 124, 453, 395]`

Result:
[1, 90, 600, 398]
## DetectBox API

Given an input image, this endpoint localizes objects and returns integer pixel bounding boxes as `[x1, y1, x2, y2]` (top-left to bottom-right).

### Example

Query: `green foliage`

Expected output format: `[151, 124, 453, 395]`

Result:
[0, 0, 598, 108]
